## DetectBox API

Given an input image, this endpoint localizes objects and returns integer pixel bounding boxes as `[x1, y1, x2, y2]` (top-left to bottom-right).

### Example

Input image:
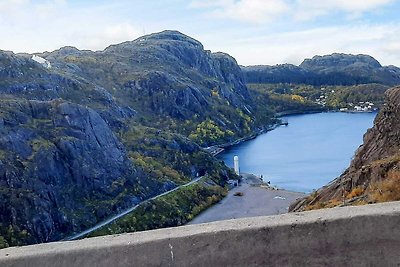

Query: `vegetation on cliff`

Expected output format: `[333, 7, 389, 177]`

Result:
[248, 83, 388, 111]
[88, 181, 227, 238]
[248, 84, 325, 114]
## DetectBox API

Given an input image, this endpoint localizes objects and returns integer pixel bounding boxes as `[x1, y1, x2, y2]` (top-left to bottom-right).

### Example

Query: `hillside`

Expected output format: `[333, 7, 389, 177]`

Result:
[290, 86, 400, 211]
[36, 31, 273, 146]
[242, 54, 400, 111]
[0, 31, 263, 247]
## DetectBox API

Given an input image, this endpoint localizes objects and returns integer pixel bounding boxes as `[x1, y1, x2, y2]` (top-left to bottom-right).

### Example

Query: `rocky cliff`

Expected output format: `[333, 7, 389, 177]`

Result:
[35, 31, 267, 146]
[290, 86, 400, 211]
[0, 100, 143, 243]
[0, 31, 249, 247]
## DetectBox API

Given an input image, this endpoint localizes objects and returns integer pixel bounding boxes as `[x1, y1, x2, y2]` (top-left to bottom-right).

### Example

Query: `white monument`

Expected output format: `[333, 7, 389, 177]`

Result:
[233, 156, 240, 175]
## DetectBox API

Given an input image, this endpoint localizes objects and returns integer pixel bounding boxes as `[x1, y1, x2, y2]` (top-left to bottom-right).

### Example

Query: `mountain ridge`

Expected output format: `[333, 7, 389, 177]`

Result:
[242, 53, 400, 86]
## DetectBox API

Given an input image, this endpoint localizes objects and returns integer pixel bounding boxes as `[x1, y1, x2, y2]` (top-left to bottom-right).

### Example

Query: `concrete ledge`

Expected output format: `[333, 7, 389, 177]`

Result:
[2, 201, 400, 266]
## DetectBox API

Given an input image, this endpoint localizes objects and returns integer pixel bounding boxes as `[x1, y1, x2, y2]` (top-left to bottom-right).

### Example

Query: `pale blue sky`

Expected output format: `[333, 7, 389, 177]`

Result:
[1, 0, 399, 66]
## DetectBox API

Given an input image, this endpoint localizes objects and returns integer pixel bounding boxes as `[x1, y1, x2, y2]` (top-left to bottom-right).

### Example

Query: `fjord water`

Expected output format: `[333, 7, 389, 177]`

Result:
[219, 112, 377, 193]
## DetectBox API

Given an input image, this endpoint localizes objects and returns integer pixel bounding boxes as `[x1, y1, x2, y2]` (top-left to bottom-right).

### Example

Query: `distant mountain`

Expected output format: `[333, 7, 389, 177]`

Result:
[243, 53, 400, 86]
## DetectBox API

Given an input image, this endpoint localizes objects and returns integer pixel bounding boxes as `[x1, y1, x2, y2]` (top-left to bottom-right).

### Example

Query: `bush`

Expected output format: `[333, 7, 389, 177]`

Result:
[88, 182, 228, 238]
[368, 170, 400, 203]
[346, 187, 364, 199]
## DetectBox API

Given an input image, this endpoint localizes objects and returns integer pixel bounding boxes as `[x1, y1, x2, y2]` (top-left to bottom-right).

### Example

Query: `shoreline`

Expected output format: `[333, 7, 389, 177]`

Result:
[188, 173, 305, 225]
[204, 109, 325, 157]
[204, 121, 285, 156]
[205, 108, 377, 157]
[275, 109, 325, 117]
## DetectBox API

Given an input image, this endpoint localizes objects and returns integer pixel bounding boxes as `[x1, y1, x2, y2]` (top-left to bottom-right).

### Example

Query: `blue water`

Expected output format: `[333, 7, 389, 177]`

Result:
[218, 112, 377, 193]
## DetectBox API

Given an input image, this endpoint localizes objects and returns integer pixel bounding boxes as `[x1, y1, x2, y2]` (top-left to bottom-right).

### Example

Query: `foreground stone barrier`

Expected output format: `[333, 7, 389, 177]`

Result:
[1, 201, 400, 266]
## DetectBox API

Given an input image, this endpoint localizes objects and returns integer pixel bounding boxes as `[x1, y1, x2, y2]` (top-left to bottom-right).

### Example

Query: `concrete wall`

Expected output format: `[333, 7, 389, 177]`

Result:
[2, 201, 400, 267]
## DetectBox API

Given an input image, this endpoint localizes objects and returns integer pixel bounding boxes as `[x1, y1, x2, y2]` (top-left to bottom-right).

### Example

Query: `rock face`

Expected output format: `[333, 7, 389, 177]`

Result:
[44, 31, 252, 120]
[35, 30, 262, 145]
[243, 53, 400, 86]
[290, 86, 400, 211]
[0, 31, 243, 246]
[300, 53, 382, 70]
[0, 100, 147, 243]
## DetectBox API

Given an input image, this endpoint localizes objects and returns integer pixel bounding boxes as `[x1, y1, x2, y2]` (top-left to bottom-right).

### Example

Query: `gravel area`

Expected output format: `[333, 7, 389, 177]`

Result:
[188, 173, 306, 225]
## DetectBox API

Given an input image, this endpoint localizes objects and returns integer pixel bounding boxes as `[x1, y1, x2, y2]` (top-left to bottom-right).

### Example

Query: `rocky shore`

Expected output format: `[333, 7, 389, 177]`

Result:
[203, 122, 286, 156]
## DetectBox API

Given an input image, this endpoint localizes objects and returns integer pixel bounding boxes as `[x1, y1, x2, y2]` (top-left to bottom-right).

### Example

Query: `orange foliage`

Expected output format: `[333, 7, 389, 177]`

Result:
[346, 187, 364, 199]
[368, 170, 400, 203]
[305, 198, 343, 211]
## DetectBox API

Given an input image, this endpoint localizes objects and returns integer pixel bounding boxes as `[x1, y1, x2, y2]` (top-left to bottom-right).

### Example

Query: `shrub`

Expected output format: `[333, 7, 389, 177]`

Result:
[368, 170, 400, 203]
[346, 187, 364, 199]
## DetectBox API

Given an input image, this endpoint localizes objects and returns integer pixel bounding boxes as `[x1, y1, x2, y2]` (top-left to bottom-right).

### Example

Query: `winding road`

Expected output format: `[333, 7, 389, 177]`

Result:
[64, 176, 203, 241]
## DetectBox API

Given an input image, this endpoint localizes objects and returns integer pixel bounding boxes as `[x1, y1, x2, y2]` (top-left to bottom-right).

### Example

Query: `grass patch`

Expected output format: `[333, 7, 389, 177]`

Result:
[87, 180, 227, 238]
[368, 170, 400, 203]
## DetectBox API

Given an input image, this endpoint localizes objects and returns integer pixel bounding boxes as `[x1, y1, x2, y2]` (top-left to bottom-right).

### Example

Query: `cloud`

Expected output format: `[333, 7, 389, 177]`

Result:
[323, 0, 393, 12]
[0, 0, 399, 68]
[190, 0, 394, 23]
[0, 0, 142, 53]
[293, 0, 394, 21]
[0, 0, 29, 11]
[202, 23, 400, 66]
[78, 23, 142, 50]
[190, 0, 289, 23]
[34, 0, 67, 19]
[189, 0, 231, 9]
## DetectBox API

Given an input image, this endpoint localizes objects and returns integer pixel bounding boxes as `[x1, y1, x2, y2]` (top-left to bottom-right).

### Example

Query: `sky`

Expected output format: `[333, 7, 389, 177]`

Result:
[1, 0, 400, 66]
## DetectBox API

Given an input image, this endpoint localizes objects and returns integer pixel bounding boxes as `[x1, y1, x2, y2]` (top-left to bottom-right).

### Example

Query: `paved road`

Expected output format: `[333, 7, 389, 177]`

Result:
[64, 176, 203, 241]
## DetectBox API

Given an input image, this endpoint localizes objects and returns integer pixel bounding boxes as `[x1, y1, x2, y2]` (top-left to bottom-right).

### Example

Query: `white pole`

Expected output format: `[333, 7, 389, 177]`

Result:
[234, 156, 240, 175]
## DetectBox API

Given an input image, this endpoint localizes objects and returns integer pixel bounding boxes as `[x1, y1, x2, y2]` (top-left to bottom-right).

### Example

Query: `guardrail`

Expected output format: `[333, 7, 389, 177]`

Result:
[1, 201, 400, 266]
